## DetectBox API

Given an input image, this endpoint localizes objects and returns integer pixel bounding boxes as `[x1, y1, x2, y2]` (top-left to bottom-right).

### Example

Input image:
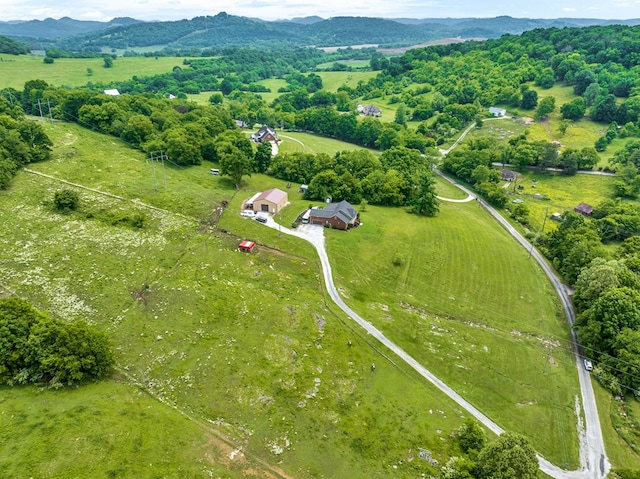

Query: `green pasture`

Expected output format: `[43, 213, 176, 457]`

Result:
[317, 71, 378, 92]
[593, 381, 640, 469]
[501, 171, 618, 232]
[0, 381, 261, 478]
[0, 122, 476, 479]
[0, 54, 184, 90]
[324, 201, 580, 466]
[3, 119, 637, 473]
[278, 130, 378, 156]
[315, 59, 370, 69]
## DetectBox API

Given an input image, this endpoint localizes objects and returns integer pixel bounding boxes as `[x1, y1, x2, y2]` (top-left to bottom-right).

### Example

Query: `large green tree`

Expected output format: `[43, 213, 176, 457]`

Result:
[476, 432, 539, 479]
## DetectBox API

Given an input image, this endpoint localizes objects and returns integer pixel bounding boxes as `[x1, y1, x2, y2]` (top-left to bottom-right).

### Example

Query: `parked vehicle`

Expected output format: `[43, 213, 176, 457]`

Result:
[583, 359, 593, 371]
[209, 168, 220, 175]
[255, 214, 268, 223]
[241, 210, 255, 218]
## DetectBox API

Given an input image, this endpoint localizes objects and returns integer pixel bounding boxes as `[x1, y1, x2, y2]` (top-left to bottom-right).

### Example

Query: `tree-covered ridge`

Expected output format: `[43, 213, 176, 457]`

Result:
[15, 13, 640, 53]
[0, 35, 29, 55]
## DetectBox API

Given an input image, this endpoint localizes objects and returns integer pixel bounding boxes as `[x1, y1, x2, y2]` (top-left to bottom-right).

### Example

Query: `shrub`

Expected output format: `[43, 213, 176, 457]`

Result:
[54, 189, 79, 211]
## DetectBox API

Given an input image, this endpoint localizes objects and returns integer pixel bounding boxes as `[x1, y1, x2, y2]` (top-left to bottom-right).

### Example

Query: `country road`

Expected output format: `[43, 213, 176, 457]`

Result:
[264, 211, 607, 478]
[262, 116, 611, 478]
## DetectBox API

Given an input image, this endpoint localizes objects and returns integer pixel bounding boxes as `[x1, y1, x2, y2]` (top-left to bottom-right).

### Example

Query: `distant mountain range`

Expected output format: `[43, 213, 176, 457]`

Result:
[3, 13, 640, 51]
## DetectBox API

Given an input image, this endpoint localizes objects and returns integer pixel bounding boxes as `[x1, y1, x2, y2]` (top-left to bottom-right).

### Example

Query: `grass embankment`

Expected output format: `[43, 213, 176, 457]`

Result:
[1, 54, 183, 89]
[326, 201, 580, 467]
[0, 121, 472, 479]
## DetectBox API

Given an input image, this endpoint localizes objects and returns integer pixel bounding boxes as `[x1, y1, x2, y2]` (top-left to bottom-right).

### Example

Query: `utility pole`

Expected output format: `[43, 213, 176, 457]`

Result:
[37, 99, 44, 122]
[46, 99, 53, 122]
[147, 151, 168, 190]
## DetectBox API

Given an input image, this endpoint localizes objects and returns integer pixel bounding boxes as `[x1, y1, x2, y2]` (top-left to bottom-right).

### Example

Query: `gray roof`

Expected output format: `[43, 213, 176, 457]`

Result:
[310, 200, 357, 223]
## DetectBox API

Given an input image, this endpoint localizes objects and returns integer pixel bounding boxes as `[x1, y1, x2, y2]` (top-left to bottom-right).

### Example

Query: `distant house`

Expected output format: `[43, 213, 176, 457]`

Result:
[308, 200, 359, 230]
[250, 125, 279, 143]
[252, 188, 288, 214]
[489, 107, 506, 117]
[235, 119, 249, 129]
[103, 89, 120, 96]
[501, 169, 518, 181]
[357, 104, 382, 117]
[574, 202, 594, 216]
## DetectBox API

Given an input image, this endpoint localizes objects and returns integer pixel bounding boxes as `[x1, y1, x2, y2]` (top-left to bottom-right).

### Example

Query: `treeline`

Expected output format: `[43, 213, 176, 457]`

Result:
[541, 213, 640, 396]
[0, 35, 29, 55]
[0, 297, 113, 387]
[441, 135, 599, 205]
[87, 47, 370, 97]
[267, 147, 438, 215]
[0, 96, 52, 189]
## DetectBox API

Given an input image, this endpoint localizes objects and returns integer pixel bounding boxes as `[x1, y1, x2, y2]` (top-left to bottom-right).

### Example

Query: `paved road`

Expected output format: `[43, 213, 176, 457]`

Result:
[262, 215, 607, 479]
[434, 170, 610, 478]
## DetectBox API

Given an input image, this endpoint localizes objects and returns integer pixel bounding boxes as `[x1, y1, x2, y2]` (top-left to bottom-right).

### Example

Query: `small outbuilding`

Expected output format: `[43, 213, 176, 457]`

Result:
[103, 89, 120, 96]
[501, 169, 518, 181]
[489, 107, 507, 117]
[238, 240, 255, 252]
[574, 202, 594, 216]
[252, 188, 288, 214]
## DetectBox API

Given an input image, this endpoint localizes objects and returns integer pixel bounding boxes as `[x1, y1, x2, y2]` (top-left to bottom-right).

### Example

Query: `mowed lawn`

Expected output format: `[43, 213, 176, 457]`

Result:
[324, 201, 581, 466]
[278, 130, 378, 156]
[0, 54, 184, 89]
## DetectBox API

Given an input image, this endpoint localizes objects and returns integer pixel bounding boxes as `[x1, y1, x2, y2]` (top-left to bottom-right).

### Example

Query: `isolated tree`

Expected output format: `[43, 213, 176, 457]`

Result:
[408, 169, 439, 216]
[394, 103, 408, 126]
[592, 94, 619, 123]
[558, 119, 572, 137]
[535, 96, 556, 120]
[219, 145, 252, 188]
[457, 418, 486, 455]
[254, 141, 272, 173]
[102, 56, 113, 68]
[560, 97, 586, 121]
[520, 89, 538, 110]
[476, 432, 539, 479]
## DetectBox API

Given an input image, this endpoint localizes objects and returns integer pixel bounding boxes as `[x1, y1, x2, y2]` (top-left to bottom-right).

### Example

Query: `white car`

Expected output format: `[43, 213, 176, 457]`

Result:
[583, 359, 593, 371]
[241, 210, 255, 218]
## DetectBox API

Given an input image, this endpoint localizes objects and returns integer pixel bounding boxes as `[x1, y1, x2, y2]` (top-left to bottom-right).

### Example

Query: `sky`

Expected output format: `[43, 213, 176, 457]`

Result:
[4, 0, 640, 22]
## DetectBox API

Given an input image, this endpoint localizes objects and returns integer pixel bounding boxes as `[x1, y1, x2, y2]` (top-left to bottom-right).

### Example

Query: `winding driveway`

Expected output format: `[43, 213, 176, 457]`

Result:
[260, 117, 610, 478]
[263, 208, 607, 478]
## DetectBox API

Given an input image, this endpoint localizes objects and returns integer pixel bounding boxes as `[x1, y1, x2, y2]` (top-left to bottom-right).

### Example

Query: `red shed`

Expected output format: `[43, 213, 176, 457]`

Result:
[238, 240, 255, 252]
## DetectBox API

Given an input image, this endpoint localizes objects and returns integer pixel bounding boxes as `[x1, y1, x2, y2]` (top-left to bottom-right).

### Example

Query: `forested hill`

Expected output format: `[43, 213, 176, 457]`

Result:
[0, 16, 140, 39]
[6, 12, 640, 51]
[0, 35, 29, 55]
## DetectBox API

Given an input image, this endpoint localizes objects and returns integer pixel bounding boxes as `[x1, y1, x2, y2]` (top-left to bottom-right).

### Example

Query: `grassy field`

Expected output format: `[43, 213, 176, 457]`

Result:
[324, 201, 581, 466]
[2, 118, 636, 474]
[0, 121, 476, 479]
[1, 54, 184, 89]
[277, 131, 379, 156]
[317, 71, 378, 92]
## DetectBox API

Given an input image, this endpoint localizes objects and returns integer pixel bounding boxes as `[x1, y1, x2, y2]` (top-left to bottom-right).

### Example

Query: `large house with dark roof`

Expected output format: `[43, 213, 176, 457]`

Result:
[357, 104, 382, 117]
[250, 125, 279, 143]
[308, 200, 359, 230]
